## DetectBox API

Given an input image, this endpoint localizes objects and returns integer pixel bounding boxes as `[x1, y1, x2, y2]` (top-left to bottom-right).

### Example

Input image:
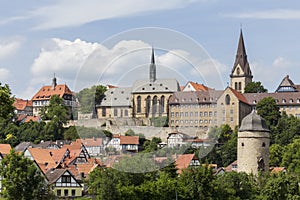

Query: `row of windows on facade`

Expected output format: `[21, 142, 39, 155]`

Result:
[170, 119, 217, 124]
[102, 108, 129, 117]
[56, 189, 77, 197]
[170, 104, 217, 108]
[174, 97, 217, 103]
[33, 99, 74, 106]
[170, 109, 234, 118]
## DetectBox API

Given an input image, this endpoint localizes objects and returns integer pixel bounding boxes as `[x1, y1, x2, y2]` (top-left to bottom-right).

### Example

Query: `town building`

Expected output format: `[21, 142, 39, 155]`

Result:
[31, 76, 77, 118]
[96, 48, 180, 125]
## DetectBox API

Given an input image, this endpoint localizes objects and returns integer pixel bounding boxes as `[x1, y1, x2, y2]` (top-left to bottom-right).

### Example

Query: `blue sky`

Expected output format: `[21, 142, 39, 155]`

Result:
[1, 0, 300, 98]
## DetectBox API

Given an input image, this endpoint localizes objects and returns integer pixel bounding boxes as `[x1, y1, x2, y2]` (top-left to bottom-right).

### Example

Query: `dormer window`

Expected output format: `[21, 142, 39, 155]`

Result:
[282, 99, 286, 103]
[290, 99, 293, 103]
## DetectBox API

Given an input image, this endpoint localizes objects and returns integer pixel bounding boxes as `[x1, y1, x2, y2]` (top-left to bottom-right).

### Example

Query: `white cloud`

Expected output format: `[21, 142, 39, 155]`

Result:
[226, 9, 300, 20]
[30, 38, 227, 92]
[0, 68, 10, 81]
[250, 56, 297, 91]
[30, 0, 201, 30]
[0, 39, 22, 60]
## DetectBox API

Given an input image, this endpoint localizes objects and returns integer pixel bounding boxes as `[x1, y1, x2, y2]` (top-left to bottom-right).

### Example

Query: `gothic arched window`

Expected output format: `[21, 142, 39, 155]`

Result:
[152, 96, 157, 115]
[235, 82, 238, 90]
[225, 94, 230, 105]
[238, 82, 242, 90]
[146, 96, 151, 117]
[159, 96, 165, 115]
[137, 96, 141, 113]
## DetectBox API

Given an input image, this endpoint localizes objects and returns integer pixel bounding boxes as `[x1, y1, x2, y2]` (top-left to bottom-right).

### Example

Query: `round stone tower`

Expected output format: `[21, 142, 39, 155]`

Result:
[237, 110, 270, 175]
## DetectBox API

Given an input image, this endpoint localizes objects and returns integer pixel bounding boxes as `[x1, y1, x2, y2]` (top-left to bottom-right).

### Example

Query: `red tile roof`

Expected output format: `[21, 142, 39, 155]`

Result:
[28, 148, 58, 173]
[13, 98, 32, 110]
[0, 144, 11, 155]
[76, 138, 103, 147]
[270, 167, 286, 173]
[188, 81, 209, 91]
[120, 136, 139, 145]
[175, 154, 197, 174]
[228, 87, 249, 104]
[32, 84, 73, 101]
[24, 116, 40, 122]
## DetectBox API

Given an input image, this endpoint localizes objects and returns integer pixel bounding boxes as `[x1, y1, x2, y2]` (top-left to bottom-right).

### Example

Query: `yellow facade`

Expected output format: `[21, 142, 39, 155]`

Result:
[53, 186, 82, 198]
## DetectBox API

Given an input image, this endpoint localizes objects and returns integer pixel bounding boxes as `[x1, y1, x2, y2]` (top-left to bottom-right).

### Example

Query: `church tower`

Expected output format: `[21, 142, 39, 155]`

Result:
[230, 29, 253, 93]
[149, 47, 156, 82]
[237, 111, 270, 175]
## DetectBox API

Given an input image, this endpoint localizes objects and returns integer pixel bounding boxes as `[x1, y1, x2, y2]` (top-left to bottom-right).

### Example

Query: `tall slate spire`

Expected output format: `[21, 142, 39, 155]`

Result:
[231, 29, 252, 77]
[149, 47, 156, 82]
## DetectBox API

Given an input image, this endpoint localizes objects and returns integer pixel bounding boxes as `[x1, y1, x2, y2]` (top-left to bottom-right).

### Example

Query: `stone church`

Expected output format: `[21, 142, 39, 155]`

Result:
[96, 48, 180, 125]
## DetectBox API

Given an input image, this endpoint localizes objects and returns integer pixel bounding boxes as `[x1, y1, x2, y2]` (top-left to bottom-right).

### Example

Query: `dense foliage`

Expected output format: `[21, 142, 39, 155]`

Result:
[244, 81, 268, 93]
[0, 149, 50, 200]
[76, 85, 106, 114]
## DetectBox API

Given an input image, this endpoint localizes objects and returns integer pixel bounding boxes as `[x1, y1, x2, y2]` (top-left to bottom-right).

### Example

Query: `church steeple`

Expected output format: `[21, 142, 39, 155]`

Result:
[230, 29, 253, 93]
[149, 47, 156, 82]
[231, 29, 252, 77]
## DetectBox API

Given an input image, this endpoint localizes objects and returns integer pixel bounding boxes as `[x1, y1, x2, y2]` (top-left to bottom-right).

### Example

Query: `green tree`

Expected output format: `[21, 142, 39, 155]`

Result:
[0, 83, 14, 120]
[273, 112, 300, 146]
[214, 172, 257, 200]
[0, 149, 49, 200]
[76, 85, 106, 114]
[244, 81, 268, 93]
[40, 95, 69, 140]
[256, 97, 281, 128]
[269, 144, 283, 167]
[177, 166, 215, 200]
[259, 173, 300, 200]
[142, 137, 162, 152]
[281, 137, 300, 174]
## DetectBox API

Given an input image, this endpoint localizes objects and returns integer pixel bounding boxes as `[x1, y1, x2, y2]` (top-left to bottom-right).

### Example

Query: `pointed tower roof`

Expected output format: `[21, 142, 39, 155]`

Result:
[231, 29, 253, 78]
[149, 47, 156, 82]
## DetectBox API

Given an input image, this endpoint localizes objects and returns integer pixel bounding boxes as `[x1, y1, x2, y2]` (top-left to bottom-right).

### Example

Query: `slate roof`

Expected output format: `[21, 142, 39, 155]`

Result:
[169, 90, 223, 104]
[14, 142, 34, 152]
[99, 87, 132, 107]
[243, 92, 300, 106]
[132, 79, 180, 93]
[239, 111, 270, 132]
[46, 168, 67, 184]
[231, 29, 252, 78]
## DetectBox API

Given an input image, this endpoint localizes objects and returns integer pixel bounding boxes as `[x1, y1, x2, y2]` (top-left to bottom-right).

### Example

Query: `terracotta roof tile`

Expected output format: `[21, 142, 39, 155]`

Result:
[24, 116, 41, 122]
[0, 144, 11, 155]
[48, 148, 68, 164]
[120, 136, 139, 145]
[32, 84, 73, 101]
[175, 154, 197, 174]
[228, 87, 248, 104]
[76, 138, 103, 147]
[28, 148, 58, 173]
[188, 81, 209, 91]
[270, 167, 286, 173]
[13, 98, 32, 110]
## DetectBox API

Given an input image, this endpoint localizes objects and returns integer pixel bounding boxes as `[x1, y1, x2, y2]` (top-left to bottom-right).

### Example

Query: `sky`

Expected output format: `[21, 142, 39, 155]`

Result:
[1, 0, 300, 99]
